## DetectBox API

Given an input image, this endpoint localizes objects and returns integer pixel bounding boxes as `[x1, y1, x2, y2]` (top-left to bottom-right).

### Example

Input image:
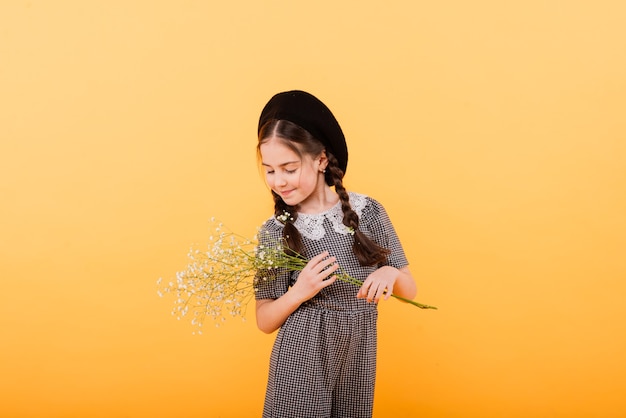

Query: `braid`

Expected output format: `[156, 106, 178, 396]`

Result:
[326, 153, 390, 266]
[272, 191, 305, 257]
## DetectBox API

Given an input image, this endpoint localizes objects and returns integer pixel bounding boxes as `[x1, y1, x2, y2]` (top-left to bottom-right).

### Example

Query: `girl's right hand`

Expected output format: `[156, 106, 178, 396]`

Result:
[290, 251, 338, 302]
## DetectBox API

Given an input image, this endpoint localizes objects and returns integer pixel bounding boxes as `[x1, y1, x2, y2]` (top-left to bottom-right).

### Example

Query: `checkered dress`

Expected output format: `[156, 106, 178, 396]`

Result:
[255, 192, 409, 418]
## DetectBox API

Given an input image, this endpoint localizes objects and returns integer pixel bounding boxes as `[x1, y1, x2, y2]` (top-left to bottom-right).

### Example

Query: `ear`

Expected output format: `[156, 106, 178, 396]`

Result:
[317, 150, 329, 171]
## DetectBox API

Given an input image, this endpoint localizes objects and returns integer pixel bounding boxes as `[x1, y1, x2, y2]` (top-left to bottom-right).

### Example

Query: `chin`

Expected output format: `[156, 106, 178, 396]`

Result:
[285, 195, 306, 207]
[281, 198, 300, 207]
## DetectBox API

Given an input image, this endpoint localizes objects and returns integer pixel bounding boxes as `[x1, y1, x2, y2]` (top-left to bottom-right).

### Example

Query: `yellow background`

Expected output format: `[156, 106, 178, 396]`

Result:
[1, 1, 625, 417]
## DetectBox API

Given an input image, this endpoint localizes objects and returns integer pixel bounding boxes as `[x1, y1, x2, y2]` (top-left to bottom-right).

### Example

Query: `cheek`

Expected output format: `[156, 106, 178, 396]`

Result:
[264, 174, 276, 190]
[300, 170, 318, 189]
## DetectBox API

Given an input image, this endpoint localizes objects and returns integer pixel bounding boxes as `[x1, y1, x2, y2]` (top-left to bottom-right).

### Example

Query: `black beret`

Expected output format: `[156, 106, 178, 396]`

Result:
[258, 90, 348, 175]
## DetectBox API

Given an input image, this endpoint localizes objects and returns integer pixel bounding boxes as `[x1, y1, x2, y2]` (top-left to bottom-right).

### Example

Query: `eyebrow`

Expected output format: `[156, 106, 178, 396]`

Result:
[261, 161, 300, 167]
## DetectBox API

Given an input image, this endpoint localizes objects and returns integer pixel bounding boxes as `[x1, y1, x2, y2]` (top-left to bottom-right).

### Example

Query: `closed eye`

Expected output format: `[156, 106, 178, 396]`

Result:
[265, 168, 297, 175]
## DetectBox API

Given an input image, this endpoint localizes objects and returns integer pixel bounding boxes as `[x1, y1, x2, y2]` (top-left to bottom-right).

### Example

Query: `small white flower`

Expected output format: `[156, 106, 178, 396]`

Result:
[276, 211, 292, 223]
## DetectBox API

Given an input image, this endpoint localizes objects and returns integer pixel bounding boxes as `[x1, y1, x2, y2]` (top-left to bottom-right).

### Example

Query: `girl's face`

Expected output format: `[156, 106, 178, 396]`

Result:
[260, 137, 326, 209]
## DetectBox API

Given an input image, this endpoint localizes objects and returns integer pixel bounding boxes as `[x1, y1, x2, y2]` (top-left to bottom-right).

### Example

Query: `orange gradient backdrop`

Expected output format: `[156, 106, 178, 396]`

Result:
[1, 1, 625, 417]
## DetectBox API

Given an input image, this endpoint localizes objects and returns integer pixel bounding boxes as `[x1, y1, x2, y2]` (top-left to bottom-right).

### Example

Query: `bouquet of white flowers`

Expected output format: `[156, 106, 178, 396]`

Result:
[157, 219, 436, 334]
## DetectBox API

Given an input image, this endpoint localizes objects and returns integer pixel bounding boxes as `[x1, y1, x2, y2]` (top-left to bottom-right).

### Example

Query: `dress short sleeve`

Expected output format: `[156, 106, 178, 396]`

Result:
[360, 197, 409, 269]
[254, 218, 292, 300]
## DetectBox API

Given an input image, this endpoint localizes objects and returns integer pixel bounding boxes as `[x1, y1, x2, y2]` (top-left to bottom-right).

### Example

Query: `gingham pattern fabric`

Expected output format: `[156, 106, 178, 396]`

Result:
[255, 192, 409, 418]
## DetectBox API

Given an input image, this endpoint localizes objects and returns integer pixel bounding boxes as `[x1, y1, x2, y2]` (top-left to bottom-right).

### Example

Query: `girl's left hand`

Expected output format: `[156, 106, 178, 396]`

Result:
[357, 266, 399, 303]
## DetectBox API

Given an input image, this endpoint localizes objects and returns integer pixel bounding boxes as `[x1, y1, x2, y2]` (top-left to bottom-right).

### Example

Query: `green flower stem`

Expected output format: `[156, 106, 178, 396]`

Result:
[388, 293, 438, 309]
[336, 271, 437, 309]
[263, 250, 438, 310]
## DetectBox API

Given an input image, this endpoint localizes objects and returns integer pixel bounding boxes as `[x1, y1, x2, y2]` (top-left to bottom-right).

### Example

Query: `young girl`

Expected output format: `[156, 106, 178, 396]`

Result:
[254, 90, 417, 418]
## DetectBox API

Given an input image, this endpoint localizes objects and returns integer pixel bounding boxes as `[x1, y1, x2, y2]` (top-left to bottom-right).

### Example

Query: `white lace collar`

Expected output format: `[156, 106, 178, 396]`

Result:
[272, 192, 367, 240]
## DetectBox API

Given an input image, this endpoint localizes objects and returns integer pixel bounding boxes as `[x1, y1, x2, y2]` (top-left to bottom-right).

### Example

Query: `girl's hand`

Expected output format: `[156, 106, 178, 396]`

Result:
[290, 251, 338, 302]
[357, 266, 399, 303]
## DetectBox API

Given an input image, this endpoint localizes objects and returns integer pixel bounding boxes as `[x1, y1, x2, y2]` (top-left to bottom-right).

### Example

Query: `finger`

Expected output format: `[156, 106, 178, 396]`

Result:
[364, 283, 376, 300]
[357, 281, 370, 298]
[320, 261, 339, 279]
[305, 252, 331, 274]
[308, 251, 329, 266]
[370, 286, 379, 302]
[371, 283, 385, 302]
[375, 285, 388, 302]
[316, 257, 337, 276]
[321, 255, 337, 269]
[321, 275, 338, 288]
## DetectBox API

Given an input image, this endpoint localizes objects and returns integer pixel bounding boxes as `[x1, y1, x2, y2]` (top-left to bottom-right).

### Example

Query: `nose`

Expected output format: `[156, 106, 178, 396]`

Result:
[274, 172, 287, 187]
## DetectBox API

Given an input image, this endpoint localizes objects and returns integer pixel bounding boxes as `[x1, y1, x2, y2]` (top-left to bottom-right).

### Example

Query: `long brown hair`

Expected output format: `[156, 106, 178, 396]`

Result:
[258, 119, 389, 266]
